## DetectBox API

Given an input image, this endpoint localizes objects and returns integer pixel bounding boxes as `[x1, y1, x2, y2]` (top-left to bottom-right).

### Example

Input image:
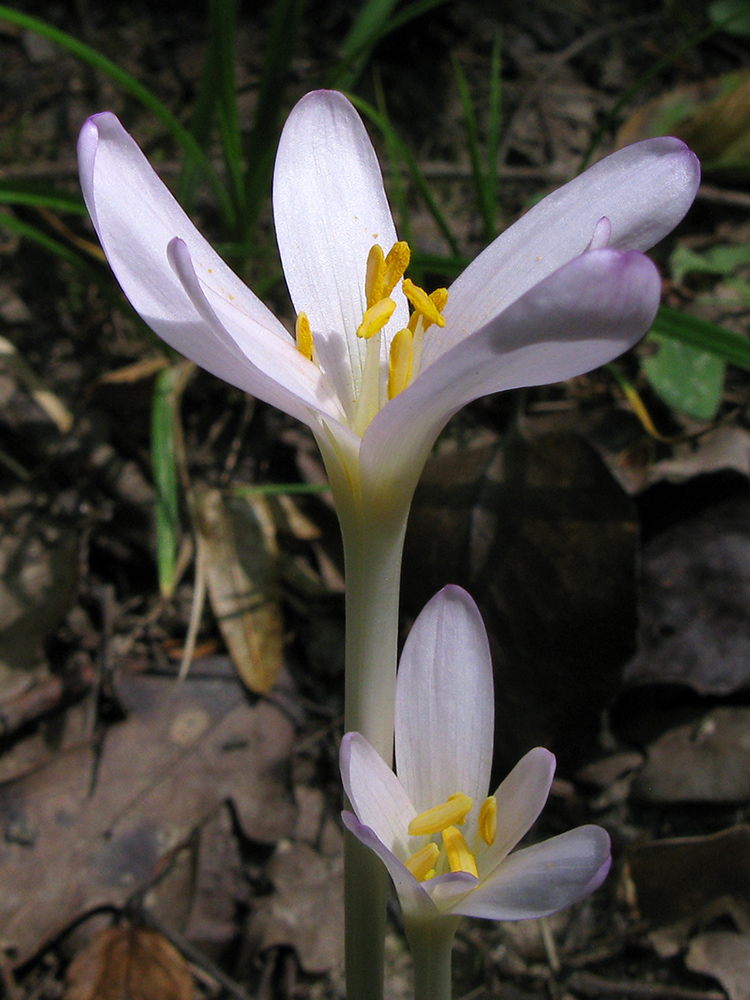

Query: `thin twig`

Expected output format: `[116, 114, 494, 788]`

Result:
[568, 971, 724, 1000]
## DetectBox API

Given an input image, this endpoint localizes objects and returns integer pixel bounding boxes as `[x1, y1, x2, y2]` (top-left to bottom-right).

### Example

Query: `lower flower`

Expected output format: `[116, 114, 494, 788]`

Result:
[340, 586, 611, 923]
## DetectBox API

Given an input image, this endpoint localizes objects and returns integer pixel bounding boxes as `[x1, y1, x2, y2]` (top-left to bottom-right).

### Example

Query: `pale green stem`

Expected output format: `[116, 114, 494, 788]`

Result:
[317, 424, 419, 1000]
[404, 915, 460, 1000]
[339, 497, 409, 1000]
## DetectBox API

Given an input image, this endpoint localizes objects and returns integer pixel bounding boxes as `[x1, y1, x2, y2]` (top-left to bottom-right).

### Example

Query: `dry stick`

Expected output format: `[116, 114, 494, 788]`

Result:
[568, 971, 724, 1000]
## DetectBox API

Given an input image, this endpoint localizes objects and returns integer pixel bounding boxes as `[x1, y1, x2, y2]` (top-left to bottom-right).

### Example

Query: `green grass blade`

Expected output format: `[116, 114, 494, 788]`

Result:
[451, 54, 494, 243]
[241, 0, 305, 244]
[212, 0, 245, 222]
[652, 305, 750, 373]
[333, 0, 398, 90]
[328, 0, 452, 89]
[485, 31, 502, 238]
[0, 4, 235, 228]
[410, 250, 469, 281]
[373, 75, 413, 247]
[151, 363, 189, 598]
[178, 0, 240, 215]
[0, 208, 99, 275]
[0, 184, 86, 214]
[348, 94, 461, 257]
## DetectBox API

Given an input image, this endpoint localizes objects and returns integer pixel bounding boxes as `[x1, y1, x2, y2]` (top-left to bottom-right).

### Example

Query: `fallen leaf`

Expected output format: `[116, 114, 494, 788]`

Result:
[633, 707, 750, 803]
[182, 805, 249, 959]
[190, 485, 283, 693]
[246, 841, 344, 975]
[617, 71, 750, 183]
[0, 658, 295, 965]
[0, 495, 79, 700]
[625, 826, 750, 928]
[686, 931, 750, 1000]
[625, 497, 750, 695]
[64, 925, 193, 1000]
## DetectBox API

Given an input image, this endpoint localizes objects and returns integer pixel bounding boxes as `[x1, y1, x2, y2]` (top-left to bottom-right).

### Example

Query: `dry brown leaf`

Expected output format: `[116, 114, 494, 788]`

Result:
[246, 842, 344, 975]
[617, 71, 750, 182]
[0, 659, 295, 965]
[65, 926, 193, 1000]
[190, 485, 283, 693]
[686, 931, 750, 1000]
[625, 498, 750, 697]
[633, 707, 750, 803]
[625, 826, 750, 929]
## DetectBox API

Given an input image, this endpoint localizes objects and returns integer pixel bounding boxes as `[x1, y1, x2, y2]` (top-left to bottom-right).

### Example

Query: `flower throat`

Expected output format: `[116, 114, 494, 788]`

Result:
[404, 791, 498, 882]
[295, 241, 448, 436]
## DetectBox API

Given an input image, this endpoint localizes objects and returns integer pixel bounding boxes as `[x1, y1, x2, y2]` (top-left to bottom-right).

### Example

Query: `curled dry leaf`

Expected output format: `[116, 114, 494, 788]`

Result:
[190, 485, 283, 693]
[65, 926, 193, 1000]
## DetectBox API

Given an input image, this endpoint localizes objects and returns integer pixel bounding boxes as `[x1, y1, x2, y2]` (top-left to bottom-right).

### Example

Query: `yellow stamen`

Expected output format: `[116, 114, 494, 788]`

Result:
[365, 244, 385, 308]
[402, 278, 446, 328]
[388, 328, 413, 399]
[382, 241, 411, 297]
[407, 286, 449, 333]
[295, 312, 313, 361]
[409, 792, 473, 836]
[430, 286, 449, 315]
[405, 842, 440, 882]
[356, 297, 396, 340]
[443, 825, 479, 877]
[478, 796, 497, 846]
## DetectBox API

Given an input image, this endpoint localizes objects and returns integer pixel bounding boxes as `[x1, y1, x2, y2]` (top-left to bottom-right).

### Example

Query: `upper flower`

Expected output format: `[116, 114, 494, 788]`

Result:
[77, 90, 699, 504]
[340, 586, 611, 922]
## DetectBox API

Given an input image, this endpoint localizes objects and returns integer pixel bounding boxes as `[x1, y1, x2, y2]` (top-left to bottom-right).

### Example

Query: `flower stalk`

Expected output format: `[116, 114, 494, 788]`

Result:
[324, 445, 412, 1000]
[403, 916, 460, 1000]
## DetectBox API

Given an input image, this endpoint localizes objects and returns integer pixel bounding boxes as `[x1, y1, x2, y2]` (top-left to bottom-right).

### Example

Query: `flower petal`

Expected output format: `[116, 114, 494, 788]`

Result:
[78, 113, 341, 427]
[273, 91, 409, 402]
[341, 812, 437, 919]
[479, 748, 555, 871]
[442, 137, 699, 342]
[361, 247, 660, 501]
[395, 586, 494, 815]
[340, 732, 416, 858]
[450, 825, 612, 921]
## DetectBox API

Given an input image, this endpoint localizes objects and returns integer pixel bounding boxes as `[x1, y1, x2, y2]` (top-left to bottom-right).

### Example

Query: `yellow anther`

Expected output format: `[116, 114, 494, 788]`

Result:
[365, 244, 386, 308]
[407, 285, 449, 333]
[443, 825, 479, 877]
[430, 287, 449, 314]
[405, 842, 440, 882]
[382, 241, 411, 297]
[402, 278, 446, 328]
[409, 792, 473, 836]
[478, 795, 497, 846]
[356, 297, 396, 340]
[388, 328, 413, 400]
[295, 312, 313, 361]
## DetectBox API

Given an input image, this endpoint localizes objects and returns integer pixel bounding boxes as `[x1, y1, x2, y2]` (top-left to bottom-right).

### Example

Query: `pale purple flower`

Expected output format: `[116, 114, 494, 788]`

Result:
[77, 90, 699, 510]
[341, 586, 611, 922]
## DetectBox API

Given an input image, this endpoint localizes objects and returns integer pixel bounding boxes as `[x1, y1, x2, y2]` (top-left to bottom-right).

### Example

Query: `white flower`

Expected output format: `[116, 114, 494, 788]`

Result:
[341, 586, 611, 922]
[77, 90, 699, 513]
